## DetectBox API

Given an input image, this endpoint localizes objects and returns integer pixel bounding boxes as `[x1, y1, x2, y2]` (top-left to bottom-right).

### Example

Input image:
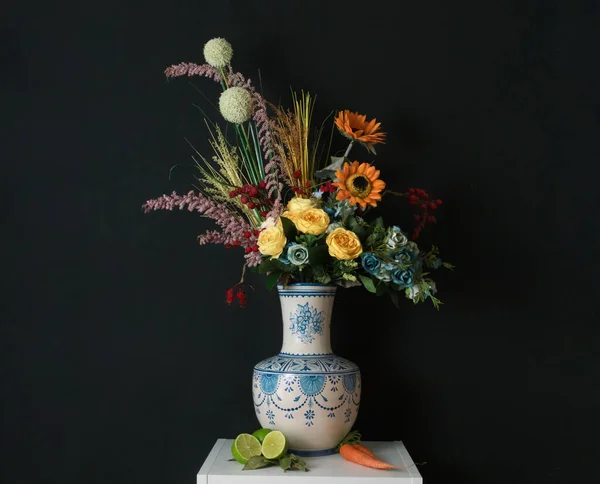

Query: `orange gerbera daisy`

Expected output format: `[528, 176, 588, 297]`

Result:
[333, 161, 386, 208]
[335, 110, 386, 153]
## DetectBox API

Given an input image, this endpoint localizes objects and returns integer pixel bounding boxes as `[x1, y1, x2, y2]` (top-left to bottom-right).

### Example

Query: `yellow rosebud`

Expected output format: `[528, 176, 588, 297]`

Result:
[257, 226, 287, 259]
[294, 208, 330, 235]
[326, 227, 363, 260]
[286, 196, 317, 213]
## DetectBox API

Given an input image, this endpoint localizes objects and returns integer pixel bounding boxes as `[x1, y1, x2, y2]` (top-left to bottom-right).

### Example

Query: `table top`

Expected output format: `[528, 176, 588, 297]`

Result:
[197, 439, 423, 483]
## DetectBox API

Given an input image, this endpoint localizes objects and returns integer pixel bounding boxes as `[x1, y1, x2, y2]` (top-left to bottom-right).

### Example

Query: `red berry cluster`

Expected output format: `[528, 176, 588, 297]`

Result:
[229, 182, 271, 216]
[319, 180, 337, 193]
[225, 284, 248, 307]
[408, 188, 442, 239]
[225, 229, 261, 253]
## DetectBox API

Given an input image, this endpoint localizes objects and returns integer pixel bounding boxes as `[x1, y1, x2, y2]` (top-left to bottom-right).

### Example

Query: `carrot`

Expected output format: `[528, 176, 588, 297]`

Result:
[351, 443, 377, 459]
[339, 443, 406, 470]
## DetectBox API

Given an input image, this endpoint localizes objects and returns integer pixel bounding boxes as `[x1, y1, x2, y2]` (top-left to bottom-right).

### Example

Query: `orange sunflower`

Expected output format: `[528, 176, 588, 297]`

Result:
[333, 161, 386, 208]
[335, 110, 386, 153]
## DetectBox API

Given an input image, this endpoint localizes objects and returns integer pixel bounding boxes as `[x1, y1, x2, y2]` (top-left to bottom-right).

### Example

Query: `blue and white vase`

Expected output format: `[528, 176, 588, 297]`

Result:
[252, 283, 361, 456]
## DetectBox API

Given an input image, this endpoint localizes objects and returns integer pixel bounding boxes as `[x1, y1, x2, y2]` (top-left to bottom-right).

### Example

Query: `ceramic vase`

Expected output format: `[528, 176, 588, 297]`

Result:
[252, 283, 361, 456]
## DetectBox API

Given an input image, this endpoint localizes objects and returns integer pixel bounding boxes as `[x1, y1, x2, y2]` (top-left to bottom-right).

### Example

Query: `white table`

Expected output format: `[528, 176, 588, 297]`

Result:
[197, 439, 423, 483]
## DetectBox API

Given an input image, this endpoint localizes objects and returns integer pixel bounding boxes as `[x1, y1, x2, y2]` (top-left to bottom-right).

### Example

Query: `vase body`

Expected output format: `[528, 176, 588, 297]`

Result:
[252, 284, 361, 456]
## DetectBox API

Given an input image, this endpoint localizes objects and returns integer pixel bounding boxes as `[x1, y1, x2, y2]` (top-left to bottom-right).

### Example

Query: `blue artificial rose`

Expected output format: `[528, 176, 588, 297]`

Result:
[375, 266, 392, 282]
[393, 248, 414, 265]
[278, 244, 292, 264]
[432, 257, 442, 269]
[287, 243, 309, 266]
[361, 253, 382, 275]
[385, 226, 408, 250]
[392, 268, 414, 288]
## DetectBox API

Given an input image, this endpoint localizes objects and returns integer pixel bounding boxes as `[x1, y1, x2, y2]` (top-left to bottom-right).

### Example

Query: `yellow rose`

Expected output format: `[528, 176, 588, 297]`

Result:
[286, 196, 317, 213]
[294, 208, 330, 235]
[281, 210, 298, 224]
[257, 226, 287, 259]
[326, 227, 363, 260]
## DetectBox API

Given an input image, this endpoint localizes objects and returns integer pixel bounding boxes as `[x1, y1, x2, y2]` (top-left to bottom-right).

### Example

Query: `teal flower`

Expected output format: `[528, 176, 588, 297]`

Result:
[287, 243, 309, 265]
[393, 248, 414, 265]
[392, 268, 414, 288]
[385, 226, 408, 250]
[361, 253, 381, 275]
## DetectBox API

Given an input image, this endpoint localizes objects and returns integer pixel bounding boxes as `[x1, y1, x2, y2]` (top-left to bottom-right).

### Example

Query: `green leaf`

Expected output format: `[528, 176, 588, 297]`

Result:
[347, 216, 367, 241]
[266, 271, 282, 290]
[314, 156, 347, 180]
[337, 430, 362, 449]
[257, 259, 280, 274]
[292, 461, 308, 472]
[243, 456, 277, 470]
[376, 281, 389, 296]
[279, 456, 292, 471]
[280, 217, 297, 242]
[389, 291, 401, 309]
[373, 216, 384, 229]
[308, 245, 329, 267]
[287, 454, 309, 472]
[358, 275, 377, 293]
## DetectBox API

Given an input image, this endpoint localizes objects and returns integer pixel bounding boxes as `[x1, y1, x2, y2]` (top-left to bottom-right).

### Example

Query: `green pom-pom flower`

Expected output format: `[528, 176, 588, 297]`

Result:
[203, 37, 233, 68]
[219, 87, 252, 124]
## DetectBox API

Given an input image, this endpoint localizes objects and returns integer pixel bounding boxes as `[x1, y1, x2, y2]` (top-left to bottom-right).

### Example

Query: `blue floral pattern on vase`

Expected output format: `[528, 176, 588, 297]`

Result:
[289, 303, 325, 343]
[299, 375, 326, 395]
[260, 373, 279, 395]
[253, 354, 361, 444]
[304, 409, 315, 426]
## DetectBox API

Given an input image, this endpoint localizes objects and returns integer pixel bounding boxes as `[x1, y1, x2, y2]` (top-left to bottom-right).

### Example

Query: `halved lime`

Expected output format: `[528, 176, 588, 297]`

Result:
[251, 428, 272, 443]
[261, 430, 287, 460]
[231, 433, 262, 464]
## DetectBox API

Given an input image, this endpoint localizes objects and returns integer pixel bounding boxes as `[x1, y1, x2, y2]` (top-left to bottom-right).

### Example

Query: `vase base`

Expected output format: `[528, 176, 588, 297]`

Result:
[288, 447, 337, 457]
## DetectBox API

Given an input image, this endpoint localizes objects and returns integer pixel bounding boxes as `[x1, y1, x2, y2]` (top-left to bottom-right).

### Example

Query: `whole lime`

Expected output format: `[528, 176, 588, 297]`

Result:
[251, 428, 273, 444]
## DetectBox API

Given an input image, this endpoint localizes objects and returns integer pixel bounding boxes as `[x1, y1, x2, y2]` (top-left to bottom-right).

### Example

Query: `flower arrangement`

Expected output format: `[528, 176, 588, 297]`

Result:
[143, 37, 453, 308]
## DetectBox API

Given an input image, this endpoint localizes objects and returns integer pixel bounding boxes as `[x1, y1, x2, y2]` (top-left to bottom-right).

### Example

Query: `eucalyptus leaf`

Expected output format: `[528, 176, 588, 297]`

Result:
[336, 279, 361, 288]
[314, 156, 347, 180]
[347, 216, 367, 241]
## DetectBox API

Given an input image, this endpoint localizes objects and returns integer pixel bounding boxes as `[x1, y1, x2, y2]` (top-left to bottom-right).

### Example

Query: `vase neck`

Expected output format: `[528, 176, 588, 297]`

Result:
[278, 284, 336, 356]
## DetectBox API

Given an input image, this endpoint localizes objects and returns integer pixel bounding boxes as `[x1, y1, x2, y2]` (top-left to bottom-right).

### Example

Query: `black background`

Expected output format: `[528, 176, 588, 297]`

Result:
[3, 1, 600, 483]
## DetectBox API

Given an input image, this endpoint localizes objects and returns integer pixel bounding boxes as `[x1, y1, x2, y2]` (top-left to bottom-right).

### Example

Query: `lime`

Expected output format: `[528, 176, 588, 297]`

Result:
[261, 430, 287, 460]
[231, 433, 262, 464]
[251, 428, 272, 443]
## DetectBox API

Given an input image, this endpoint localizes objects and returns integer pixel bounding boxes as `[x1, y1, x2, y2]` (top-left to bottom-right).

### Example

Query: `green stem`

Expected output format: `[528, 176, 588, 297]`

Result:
[234, 124, 258, 184]
[239, 125, 261, 184]
[218, 67, 229, 90]
[249, 122, 265, 179]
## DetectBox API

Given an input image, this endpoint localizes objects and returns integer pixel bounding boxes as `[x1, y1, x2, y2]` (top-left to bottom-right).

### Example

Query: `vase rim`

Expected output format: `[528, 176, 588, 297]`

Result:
[277, 282, 337, 287]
